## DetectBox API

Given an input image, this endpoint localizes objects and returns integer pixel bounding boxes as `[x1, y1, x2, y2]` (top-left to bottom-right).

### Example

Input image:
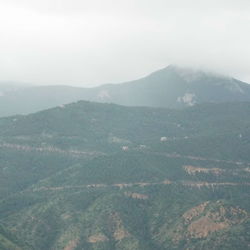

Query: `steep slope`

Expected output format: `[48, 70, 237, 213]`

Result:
[1, 101, 250, 199]
[1, 65, 250, 117]
[1, 101, 250, 158]
[0, 101, 250, 249]
[0, 225, 29, 250]
[93, 65, 250, 108]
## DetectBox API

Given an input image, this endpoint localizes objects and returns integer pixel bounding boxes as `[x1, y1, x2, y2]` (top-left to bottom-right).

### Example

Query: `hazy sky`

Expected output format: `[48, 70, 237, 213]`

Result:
[0, 0, 250, 87]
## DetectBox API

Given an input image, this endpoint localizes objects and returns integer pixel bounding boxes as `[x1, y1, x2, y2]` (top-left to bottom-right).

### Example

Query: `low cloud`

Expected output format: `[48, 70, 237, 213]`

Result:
[0, 0, 249, 86]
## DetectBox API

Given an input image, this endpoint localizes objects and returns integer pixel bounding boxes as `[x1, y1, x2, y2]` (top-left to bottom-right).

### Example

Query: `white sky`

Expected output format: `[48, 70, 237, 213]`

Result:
[0, 0, 250, 86]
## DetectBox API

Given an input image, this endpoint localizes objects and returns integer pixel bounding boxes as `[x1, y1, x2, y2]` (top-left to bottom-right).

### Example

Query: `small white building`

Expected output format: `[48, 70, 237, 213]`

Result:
[160, 137, 168, 142]
[122, 146, 129, 151]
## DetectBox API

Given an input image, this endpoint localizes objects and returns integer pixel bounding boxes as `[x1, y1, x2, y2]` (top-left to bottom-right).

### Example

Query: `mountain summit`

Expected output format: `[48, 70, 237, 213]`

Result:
[0, 65, 250, 117]
[109, 64, 250, 107]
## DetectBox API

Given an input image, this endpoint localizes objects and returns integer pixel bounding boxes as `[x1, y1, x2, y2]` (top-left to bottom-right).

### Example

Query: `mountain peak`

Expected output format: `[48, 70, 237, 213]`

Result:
[0, 65, 249, 117]
[164, 64, 230, 83]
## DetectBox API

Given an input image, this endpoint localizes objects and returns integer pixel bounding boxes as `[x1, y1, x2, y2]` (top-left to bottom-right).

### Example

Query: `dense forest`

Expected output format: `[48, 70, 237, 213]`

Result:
[0, 101, 249, 249]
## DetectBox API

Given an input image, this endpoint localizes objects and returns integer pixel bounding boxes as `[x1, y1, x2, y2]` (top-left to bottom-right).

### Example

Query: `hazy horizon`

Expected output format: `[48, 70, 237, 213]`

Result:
[0, 64, 249, 88]
[0, 0, 250, 87]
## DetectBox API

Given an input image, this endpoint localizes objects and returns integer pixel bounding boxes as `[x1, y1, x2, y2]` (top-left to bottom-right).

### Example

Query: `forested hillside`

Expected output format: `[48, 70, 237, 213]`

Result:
[0, 101, 249, 249]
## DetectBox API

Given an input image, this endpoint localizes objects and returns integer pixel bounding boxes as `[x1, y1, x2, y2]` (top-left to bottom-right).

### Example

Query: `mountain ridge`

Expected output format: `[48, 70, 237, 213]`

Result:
[0, 65, 250, 117]
[0, 100, 250, 249]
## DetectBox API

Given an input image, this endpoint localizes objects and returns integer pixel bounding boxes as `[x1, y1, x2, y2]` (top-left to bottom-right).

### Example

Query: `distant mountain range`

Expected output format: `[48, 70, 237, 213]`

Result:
[1, 65, 250, 117]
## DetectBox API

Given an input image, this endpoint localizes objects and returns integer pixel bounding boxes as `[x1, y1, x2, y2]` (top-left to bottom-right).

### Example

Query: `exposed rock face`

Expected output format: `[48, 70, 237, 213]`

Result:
[64, 239, 79, 250]
[184, 202, 248, 239]
[88, 233, 108, 243]
[87, 212, 130, 244]
[109, 212, 130, 241]
[183, 165, 223, 175]
[183, 201, 210, 223]
[124, 192, 149, 200]
[177, 93, 197, 106]
[188, 216, 229, 238]
[156, 201, 249, 246]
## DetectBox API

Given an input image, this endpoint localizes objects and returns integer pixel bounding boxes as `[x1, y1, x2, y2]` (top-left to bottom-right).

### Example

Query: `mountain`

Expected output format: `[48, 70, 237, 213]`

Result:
[1, 65, 250, 117]
[92, 65, 250, 108]
[0, 225, 28, 250]
[0, 101, 249, 249]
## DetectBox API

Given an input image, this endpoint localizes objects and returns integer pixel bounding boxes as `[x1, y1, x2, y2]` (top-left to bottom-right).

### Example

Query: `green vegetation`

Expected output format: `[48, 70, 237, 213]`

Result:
[0, 101, 249, 249]
[1, 65, 250, 117]
[0, 225, 29, 250]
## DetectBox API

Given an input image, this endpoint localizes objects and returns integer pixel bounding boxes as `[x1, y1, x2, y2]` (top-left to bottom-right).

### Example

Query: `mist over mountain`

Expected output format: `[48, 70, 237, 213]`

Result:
[1, 65, 250, 250]
[0, 65, 250, 117]
[1, 0, 250, 249]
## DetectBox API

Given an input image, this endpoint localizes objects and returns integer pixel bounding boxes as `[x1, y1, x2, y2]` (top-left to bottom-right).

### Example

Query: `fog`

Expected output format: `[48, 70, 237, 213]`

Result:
[0, 0, 250, 86]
